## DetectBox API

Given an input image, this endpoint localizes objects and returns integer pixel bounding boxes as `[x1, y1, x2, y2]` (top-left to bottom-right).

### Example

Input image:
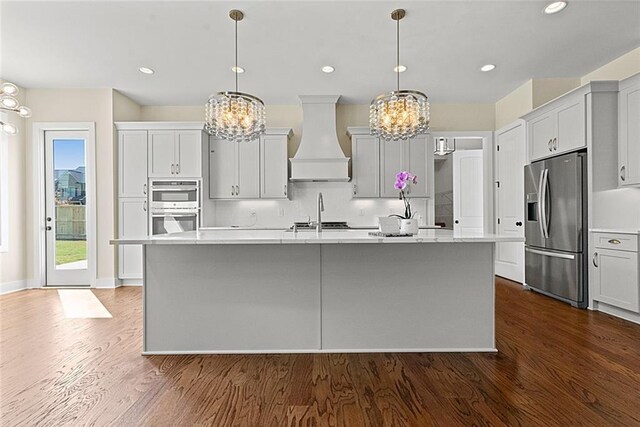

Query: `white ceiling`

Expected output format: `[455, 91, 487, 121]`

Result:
[2, 1, 639, 105]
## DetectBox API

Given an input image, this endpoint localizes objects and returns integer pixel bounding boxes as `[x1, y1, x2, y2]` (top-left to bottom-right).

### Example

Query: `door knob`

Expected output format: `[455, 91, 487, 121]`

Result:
[46, 217, 52, 222]
[455, 220, 459, 224]
[516, 221, 523, 226]
[46, 226, 52, 231]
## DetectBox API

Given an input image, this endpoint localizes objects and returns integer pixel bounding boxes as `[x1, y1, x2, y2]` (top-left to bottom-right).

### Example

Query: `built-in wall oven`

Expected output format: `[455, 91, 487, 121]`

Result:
[150, 180, 200, 235]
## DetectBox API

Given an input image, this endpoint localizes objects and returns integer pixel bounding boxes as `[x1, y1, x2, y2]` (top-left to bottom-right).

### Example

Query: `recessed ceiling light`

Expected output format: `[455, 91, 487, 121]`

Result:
[480, 64, 496, 72]
[138, 67, 154, 75]
[321, 65, 335, 73]
[544, 1, 567, 14]
[231, 66, 245, 74]
[394, 65, 407, 73]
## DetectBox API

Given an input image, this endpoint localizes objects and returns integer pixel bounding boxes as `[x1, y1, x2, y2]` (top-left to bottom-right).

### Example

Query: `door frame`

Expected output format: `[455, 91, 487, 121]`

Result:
[430, 131, 494, 233]
[31, 122, 97, 288]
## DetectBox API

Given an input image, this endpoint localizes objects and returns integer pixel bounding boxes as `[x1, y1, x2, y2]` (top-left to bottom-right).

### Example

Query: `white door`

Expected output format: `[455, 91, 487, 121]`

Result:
[260, 135, 288, 199]
[209, 138, 237, 199]
[175, 131, 202, 177]
[44, 131, 91, 286]
[494, 122, 526, 283]
[118, 130, 147, 198]
[148, 131, 175, 177]
[453, 149, 484, 233]
[237, 139, 260, 199]
[352, 135, 380, 198]
[380, 139, 404, 198]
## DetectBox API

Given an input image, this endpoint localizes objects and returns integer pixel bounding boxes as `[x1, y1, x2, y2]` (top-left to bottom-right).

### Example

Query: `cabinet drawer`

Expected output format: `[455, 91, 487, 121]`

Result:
[593, 233, 638, 252]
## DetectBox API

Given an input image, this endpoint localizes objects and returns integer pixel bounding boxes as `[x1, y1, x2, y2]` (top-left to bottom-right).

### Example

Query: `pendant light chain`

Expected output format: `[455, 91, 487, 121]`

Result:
[235, 16, 239, 92]
[396, 15, 400, 93]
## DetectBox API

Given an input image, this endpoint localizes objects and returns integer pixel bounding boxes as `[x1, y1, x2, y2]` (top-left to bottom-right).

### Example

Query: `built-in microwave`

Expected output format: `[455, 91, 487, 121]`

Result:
[150, 180, 199, 210]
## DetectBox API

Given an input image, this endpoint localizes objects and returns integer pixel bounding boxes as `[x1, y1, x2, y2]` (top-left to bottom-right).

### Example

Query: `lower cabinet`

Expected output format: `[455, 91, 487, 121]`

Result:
[592, 232, 639, 313]
[118, 198, 148, 280]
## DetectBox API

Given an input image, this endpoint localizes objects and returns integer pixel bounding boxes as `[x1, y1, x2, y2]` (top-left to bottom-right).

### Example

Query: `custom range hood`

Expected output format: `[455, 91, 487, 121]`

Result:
[290, 95, 350, 182]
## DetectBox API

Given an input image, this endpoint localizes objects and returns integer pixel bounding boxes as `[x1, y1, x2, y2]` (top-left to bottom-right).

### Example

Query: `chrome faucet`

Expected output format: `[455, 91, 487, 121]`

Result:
[317, 192, 325, 232]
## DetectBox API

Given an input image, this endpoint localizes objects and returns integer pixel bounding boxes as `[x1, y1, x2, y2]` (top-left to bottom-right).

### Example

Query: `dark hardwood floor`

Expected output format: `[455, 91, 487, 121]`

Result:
[1, 277, 640, 426]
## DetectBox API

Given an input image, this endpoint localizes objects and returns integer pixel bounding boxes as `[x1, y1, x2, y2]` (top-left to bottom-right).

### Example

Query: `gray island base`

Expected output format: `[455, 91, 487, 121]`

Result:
[112, 229, 523, 354]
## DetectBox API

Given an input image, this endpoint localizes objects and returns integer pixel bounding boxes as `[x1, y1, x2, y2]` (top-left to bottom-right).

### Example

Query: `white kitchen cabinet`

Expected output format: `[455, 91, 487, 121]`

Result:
[351, 134, 380, 198]
[260, 134, 289, 199]
[405, 135, 429, 197]
[525, 91, 586, 162]
[618, 73, 640, 187]
[117, 198, 148, 279]
[380, 139, 405, 198]
[149, 130, 202, 178]
[209, 137, 260, 199]
[592, 232, 639, 313]
[119, 130, 148, 198]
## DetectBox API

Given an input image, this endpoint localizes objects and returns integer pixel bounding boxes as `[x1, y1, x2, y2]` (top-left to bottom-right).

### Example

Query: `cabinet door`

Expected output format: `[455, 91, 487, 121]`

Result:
[175, 131, 202, 178]
[405, 135, 429, 197]
[380, 139, 404, 198]
[118, 198, 147, 279]
[619, 82, 640, 186]
[148, 131, 175, 177]
[260, 135, 288, 199]
[119, 131, 147, 198]
[209, 138, 237, 199]
[529, 113, 556, 161]
[237, 140, 261, 198]
[351, 135, 380, 198]
[556, 97, 585, 154]
[593, 249, 639, 313]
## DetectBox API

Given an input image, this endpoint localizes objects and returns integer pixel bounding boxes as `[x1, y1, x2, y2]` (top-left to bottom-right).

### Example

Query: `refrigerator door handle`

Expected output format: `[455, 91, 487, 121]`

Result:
[537, 169, 545, 238]
[526, 247, 576, 260]
[541, 168, 550, 239]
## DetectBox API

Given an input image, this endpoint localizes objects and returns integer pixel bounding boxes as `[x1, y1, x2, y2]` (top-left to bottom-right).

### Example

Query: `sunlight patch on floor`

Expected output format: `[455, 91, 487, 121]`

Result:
[57, 290, 112, 318]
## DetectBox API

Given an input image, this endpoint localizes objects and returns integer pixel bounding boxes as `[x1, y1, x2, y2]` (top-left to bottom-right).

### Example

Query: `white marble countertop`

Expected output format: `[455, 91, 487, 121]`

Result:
[590, 228, 640, 235]
[111, 229, 524, 245]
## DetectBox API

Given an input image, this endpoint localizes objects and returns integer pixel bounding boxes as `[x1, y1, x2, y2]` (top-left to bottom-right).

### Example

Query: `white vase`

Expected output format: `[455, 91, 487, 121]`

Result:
[400, 219, 419, 235]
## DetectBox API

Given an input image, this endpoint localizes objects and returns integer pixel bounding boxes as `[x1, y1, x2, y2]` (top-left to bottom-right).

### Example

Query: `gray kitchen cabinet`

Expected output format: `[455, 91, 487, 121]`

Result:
[351, 133, 380, 198]
[149, 130, 202, 178]
[618, 73, 640, 187]
[260, 133, 290, 199]
[117, 198, 147, 279]
[209, 137, 260, 199]
[118, 130, 148, 198]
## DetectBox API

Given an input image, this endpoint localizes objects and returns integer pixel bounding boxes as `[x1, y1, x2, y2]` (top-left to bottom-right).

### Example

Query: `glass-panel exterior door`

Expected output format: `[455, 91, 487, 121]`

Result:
[45, 131, 90, 286]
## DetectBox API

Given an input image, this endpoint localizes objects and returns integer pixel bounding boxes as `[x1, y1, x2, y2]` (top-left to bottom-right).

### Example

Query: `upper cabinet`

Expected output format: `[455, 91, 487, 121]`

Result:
[619, 73, 640, 187]
[209, 129, 292, 199]
[349, 128, 431, 199]
[526, 91, 585, 161]
[149, 130, 202, 178]
[118, 130, 148, 198]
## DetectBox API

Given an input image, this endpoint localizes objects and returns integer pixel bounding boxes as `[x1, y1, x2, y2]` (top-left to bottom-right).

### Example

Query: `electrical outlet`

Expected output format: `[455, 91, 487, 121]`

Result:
[249, 210, 257, 218]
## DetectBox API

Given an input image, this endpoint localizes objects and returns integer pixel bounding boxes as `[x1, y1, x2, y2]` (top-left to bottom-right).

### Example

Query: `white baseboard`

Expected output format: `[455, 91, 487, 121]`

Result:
[1, 280, 28, 295]
[120, 279, 143, 287]
[594, 301, 640, 325]
[94, 277, 120, 289]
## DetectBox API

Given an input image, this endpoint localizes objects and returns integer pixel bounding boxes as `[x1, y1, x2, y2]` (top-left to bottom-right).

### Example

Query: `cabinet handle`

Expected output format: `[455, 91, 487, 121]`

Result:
[231, 185, 235, 196]
[592, 252, 598, 268]
[176, 163, 180, 175]
[353, 184, 357, 196]
[608, 239, 621, 245]
[143, 200, 147, 211]
[553, 137, 557, 151]
[548, 139, 553, 151]
[143, 183, 147, 195]
[620, 165, 626, 181]
[171, 164, 175, 175]
[236, 185, 239, 196]
[284, 184, 287, 196]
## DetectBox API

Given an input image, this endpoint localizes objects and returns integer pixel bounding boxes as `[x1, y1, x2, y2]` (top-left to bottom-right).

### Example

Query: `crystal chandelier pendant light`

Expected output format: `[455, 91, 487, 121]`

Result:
[370, 9, 430, 141]
[0, 81, 32, 135]
[205, 10, 266, 142]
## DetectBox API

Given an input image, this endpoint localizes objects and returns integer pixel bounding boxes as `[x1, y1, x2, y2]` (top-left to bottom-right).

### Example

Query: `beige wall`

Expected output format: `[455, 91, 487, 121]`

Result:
[494, 80, 533, 130]
[24, 89, 115, 282]
[0, 83, 27, 286]
[532, 78, 581, 109]
[581, 47, 640, 84]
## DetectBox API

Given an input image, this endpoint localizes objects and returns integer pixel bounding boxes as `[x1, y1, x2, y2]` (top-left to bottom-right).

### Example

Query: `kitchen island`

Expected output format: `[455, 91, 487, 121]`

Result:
[112, 229, 523, 354]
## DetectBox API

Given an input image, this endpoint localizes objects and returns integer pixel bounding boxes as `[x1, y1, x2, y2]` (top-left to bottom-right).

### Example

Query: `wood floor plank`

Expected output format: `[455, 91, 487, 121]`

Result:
[1, 278, 639, 426]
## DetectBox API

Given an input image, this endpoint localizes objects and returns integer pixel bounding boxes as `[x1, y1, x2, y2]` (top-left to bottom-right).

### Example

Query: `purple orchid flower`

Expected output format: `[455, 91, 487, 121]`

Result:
[391, 171, 419, 219]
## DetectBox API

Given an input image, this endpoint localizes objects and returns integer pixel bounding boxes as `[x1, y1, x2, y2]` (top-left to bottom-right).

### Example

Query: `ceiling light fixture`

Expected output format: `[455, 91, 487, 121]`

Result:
[370, 9, 429, 141]
[480, 64, 496, 72]
[544, 1, 567, 14]
[138, 67, 155, 75]
[231, 66, 245, 74]
[394, 65, 407, 73]
[0, 81, 31, 135]
[205, 9, 265, 142]
[321, 65, 335, 73]
[434, 137, 456, 156]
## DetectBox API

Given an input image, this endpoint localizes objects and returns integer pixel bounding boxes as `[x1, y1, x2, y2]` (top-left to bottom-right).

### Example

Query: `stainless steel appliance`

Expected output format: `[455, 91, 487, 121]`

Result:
[150, 180, 200, 235]
[524, 151, 587, 307]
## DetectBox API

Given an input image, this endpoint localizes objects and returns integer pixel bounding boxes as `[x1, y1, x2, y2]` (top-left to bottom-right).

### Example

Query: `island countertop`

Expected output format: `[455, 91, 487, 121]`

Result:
[111, 229, 524, 245]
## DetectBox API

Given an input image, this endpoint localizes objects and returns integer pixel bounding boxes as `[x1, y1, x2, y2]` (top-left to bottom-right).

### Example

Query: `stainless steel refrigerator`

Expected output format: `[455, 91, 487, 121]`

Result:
[524, 151, 587, 307]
